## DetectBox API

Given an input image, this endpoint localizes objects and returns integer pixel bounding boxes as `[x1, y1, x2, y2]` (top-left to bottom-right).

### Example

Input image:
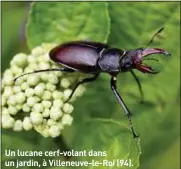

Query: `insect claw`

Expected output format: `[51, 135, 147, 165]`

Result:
[130, 127, 139, 138]
[133, 132, 140, 138]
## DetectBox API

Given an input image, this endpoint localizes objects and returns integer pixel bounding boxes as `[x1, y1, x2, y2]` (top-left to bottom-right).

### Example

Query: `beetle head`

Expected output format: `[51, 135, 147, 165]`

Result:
[120, 48, 170, 73]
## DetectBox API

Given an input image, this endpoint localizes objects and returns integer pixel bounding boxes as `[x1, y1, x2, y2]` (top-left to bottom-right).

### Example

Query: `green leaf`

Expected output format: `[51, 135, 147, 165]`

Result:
[108, 2, 179, 49]
[2, 130, 62, 169]
[27, 2, 110, 49]
[71, 120, 141, 169]
[2, 3, 28, 71]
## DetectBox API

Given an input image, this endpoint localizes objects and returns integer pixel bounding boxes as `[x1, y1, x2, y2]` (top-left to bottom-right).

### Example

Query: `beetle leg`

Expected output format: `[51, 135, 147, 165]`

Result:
[65, 73, 99, 103]
[111, 76, 139, 138]
[130, 70, 144, 103]
[14, 67, 74, 81]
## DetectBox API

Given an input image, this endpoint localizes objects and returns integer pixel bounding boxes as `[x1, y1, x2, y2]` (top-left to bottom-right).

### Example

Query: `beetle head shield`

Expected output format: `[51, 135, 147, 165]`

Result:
[120, 48, 170, 73]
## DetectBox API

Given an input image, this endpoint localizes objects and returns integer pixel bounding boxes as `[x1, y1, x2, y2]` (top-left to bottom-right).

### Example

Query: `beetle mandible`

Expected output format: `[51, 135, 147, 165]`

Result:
[15, 27, 170, 138]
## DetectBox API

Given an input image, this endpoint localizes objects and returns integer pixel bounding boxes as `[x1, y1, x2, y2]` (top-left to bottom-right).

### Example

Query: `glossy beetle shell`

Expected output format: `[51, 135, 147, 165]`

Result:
[49, 41, 109, 73]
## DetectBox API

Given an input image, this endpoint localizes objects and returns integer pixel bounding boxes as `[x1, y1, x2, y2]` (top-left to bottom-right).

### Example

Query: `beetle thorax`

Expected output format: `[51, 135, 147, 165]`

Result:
[98, 48, 125, 74]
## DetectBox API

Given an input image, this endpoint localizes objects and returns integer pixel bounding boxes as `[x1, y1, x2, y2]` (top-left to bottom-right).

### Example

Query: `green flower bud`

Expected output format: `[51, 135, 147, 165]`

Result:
[49, 75, 59, 84]
[42, 90, 52, 100]
[42, 108, 50, 117]
[62, 114, 73, 126]
[42, 100, 52, 109]
[15, 92, 26, 104]
[2, 107, 9, 115]
[74, 85, 86, 97]
[49, 125, 62, 138]
[11, 53, 27, 67]
[13, 120, 23, 131]
[21, 82, 29, 91]
[63, 103, 74, 113]
[52, 91, 63, 100]
[38, 83, 46, 89]
[30, 112, 43, 125]
[24, 67, 34, 73]
[46, 83, 56, 92]
[40, 72, 49, 82]
[4, 87, 14, 98]
[34, 96, 41, 102]
[30, 63, 39, 70]
[53, 100, 63, 108]
[14, 77, 24, 85]
[2, 115, 15, 128]
[50, 107, 63, 120]
[27, 55, 37, 63]
[22, 104, 31, 112]
[61, 78, 70, 88]
[34, 120, 49, 137]
[27, 75, 40, 86]
[54, 71, 62, 77]
[51, 64, 59, 69]
[3, 69, 13, 77]
[42, 53, 50, 62]
[7, 95, 16, 106]
[27, 97, 37, 107]
[8, 106, 18, 115]
[23, 117, 33, 131]
[3, 74, 14, 86]
[25, 88, 34, 97]
[31, 46, 44, 56]
[13, 86, 21, 93]
[47, 119, 56, 126]
[40, 128, 49, 138]
[34, 84, 45, 96]
[33, 103, 44, 113]
[1, 44, 86, 137]
[39, 62, 50, 69]
[63, 89, 72, 101]
[11, 66, 23, 76]
[16, 104, 22, 111]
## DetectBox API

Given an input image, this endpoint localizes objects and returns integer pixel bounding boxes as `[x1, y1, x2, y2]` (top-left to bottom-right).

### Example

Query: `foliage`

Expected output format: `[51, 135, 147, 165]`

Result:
[2, 2, 180, 169]
[27, 2, 110, 48]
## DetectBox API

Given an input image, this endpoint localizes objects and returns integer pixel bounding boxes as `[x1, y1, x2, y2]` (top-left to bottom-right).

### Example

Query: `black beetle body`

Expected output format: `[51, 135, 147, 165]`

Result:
[14, 29, 170, 138]
[50, 41, 125, 75]
[50, 41, 169, 75]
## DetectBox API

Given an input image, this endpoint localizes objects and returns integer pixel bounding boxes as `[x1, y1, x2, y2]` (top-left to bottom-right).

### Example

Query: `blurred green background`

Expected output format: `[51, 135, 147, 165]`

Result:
[2, 2, 180, 169]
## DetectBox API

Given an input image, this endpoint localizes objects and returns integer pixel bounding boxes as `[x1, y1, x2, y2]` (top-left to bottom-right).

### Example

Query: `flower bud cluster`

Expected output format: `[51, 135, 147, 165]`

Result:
[1, 44, 85, 137]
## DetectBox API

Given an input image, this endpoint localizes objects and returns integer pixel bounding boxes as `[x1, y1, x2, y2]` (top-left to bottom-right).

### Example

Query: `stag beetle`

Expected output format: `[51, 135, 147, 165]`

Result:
[15, 27, 170, 138]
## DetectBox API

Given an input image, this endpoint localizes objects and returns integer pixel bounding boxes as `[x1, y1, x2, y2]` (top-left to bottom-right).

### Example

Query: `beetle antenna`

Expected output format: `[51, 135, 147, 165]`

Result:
[145, 27, 164, 48]
[14, 68, 74, 82]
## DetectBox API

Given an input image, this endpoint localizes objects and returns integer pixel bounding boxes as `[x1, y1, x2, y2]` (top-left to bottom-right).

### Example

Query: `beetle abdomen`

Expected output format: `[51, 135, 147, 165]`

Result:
[50, 43, 102, 73]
